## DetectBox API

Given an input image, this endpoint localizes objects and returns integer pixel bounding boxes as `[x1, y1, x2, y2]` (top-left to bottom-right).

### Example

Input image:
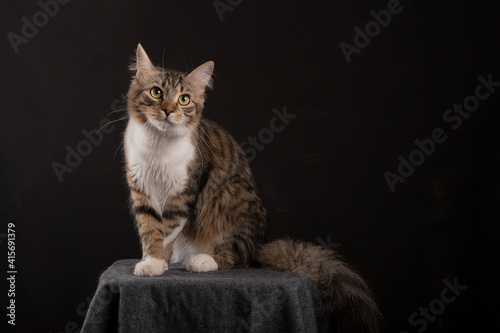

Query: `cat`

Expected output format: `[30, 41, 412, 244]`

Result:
[124, 43, 381, 332]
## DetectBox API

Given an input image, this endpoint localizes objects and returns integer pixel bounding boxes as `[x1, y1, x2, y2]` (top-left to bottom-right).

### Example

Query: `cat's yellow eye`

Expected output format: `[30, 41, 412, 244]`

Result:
[178, 94, 190, 106]
[150, 87, 163, 99]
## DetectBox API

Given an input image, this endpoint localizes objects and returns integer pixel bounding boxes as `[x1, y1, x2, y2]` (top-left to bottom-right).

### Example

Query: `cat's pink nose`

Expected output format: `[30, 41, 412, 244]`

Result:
[162, 107, 174, 116]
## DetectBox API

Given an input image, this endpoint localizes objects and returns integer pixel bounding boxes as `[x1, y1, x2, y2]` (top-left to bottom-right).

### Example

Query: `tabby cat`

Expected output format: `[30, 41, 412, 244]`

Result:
[124, 44, 381, 332]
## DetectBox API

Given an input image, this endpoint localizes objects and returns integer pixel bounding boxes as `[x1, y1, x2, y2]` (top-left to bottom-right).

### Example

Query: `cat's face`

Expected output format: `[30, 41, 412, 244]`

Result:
[127, 44, 214, 134]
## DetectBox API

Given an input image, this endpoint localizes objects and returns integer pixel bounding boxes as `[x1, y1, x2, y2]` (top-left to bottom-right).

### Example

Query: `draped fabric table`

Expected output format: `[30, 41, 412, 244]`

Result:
[81, 259, 329, 333]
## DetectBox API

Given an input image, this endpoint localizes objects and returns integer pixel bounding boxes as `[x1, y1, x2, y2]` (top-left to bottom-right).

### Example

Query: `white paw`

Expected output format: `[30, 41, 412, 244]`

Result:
[133, 257, 167, 276]
[186, 254, 218, 272]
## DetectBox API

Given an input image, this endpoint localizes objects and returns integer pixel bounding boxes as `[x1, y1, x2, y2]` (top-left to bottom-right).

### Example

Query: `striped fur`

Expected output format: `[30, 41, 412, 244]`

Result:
[124, 44, 380, 331]
[258, 239, 382, 332]
[125, 44, 267, 275]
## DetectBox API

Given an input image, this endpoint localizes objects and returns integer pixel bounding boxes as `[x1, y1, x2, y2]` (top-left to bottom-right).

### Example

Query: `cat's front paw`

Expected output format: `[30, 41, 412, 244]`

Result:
[134, 257, 167, 276]
[186, 254, 218, 272]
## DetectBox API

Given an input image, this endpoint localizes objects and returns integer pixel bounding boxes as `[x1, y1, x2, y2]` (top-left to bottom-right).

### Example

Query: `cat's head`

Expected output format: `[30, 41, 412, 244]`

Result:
[127, 44, 214, 134]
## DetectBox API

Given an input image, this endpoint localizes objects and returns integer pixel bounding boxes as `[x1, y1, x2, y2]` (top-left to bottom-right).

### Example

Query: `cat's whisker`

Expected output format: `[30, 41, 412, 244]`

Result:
[106, 109, 130, 116]
[191, 131, 205, 172]
[118, 103, 158, 117]
[107, 109, 155, 120]
[120, 94, 149, 108]
[192, 131, 207, 171]
[123, 98, 146, 108]
[193, 128, 220, 164]
[127, 104, 151, 111]
[114, 141, 125, 160]
[133, 110, 156, 115]
[96, 116, 129, 134]
[143, 118, 154, 130]
[188, 114, 221, 163]
[195, 116, 219, 148]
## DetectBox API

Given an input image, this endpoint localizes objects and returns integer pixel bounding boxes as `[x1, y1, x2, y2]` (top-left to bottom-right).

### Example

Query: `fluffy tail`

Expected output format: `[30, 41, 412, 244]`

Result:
[257, 238, 381, 333]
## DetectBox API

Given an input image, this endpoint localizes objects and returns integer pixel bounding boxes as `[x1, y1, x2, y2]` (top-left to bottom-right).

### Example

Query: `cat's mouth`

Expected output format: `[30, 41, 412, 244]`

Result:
[162, 116, 178, 125]
[149, 116, 178, 131]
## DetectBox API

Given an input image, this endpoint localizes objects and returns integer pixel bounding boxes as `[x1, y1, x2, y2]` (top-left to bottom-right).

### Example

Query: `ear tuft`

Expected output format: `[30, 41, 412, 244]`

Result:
[129, 43, 154, 75]
[187, 61, 215, 92]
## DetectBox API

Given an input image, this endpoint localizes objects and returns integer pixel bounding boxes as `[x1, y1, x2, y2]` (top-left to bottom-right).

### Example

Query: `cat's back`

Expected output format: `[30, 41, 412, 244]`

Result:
[197, 117, 247, 164]
[196, 116, 253, 175]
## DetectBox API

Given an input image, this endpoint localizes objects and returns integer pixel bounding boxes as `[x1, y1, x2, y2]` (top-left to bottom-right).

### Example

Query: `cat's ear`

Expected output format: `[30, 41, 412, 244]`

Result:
[187, 61, 214, 93]
[130, 44, 154, 77]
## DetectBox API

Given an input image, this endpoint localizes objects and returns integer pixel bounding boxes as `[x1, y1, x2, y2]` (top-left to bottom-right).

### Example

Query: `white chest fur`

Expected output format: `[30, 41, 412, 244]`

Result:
[125, 120, 195, 212]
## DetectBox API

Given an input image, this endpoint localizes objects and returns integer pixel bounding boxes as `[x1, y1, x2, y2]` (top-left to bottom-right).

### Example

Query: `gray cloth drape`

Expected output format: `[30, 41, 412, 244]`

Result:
[81, 259, 328, 333]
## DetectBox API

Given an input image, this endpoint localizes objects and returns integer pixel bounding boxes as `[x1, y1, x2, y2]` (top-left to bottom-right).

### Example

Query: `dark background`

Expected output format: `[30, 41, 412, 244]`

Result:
[1, 0, 499, 332]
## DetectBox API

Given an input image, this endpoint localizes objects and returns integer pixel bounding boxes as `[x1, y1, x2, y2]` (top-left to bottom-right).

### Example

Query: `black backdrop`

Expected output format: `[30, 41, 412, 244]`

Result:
[1, 0, 500, 332]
